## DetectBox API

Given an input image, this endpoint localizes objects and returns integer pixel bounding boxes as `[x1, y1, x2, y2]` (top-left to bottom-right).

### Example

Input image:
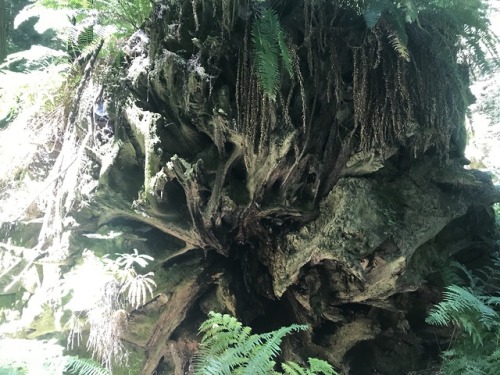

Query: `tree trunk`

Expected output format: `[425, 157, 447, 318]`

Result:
[0, 1, 498, 374]
[0, 0, 7, 62]
[112, 1, 498, 373]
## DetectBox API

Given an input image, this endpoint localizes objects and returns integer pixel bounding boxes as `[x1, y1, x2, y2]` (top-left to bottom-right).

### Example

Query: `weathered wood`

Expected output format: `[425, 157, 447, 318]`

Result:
[140, 271, 212, 375]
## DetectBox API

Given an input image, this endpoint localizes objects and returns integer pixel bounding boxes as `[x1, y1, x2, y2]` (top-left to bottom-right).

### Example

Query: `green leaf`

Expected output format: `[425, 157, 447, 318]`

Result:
[194, 312, 337, 375]
[251, 8, 293, 100]
[64, 356, 111, 375]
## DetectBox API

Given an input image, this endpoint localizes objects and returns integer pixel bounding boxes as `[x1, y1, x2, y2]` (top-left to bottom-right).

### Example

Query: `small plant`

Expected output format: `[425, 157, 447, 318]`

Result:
[38, 0, 152, 35]
[426, 252, 500, 374]
[426, 284, 499, 346]
[103, 248, 157, 309]
[194, 311, 338, 375]
[64, 248, 156, 371]
[351, 0, 498, 67]
[64, 355, 111, 375]
[251, 8, 293, 100]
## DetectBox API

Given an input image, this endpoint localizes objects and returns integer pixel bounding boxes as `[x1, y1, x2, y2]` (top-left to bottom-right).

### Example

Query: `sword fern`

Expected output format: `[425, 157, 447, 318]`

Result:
[251, 8, 293, 100]
[193, 312, 338, 375]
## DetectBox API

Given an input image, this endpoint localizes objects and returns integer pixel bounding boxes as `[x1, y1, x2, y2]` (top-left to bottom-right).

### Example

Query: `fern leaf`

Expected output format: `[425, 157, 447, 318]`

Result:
[483, 296, 500, 307]
[194, 311, 254, 373]
[252, 9, 280, 99]
[251, 7, 295, 100]
[277, 28, 292, 78]
[426, 285, 499, 347]
[307, 357, 338, 375]
[388, 32, 410, 62]
[428, 258, 500, 374]
[194, 312, 337, 375]
[385, 7, 410, 61]
[282, 361, 306, 375]
[64, 356, 111, 375]
[362, 0, 412, 61]
[282, 358, 338, 375]
[242, 324, 307, 375]
[193, 353, 236, 375]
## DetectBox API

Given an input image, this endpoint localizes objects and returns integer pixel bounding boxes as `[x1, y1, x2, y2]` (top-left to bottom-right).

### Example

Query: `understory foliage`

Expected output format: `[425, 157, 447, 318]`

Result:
[251, 8, 292, 100]
[194, 312, 338, 375]
[64, 355, 111, 375]
[345, 0, 498, 153]
[1, 1, 154, 370]
[64, 249, 156, 371]
[426, 254, 500, 374]
[18, 0, 151, 66]
[350, 0, 498, 68]
[38, 0, 151, 34]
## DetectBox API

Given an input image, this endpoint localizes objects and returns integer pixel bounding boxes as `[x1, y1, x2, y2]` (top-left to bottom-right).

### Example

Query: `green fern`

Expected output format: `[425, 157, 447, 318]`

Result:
[427, 253, 500, 374]
[251, 8, 293, 100]
[243, 327, 298, 374]
[359, 0, 415, 60]
[64, 356, 111, 375]
[39, 0, 152, 34]
[439, 346, 500, 374]
[421, 0, 498, 72]
[426, 285, 499, 346]
[193, 312, 338, 375]
[356, 0, 498, 67]
[67, 22, 108, 61]
[307, 358, 338, 375]
[281, 358, 338, 375]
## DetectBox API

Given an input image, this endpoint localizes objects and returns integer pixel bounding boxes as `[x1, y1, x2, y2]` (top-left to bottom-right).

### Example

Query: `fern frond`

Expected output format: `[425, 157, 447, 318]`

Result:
[194, 312, 253, 374]
[420, 0, 499, 73]
[199, 312, 250, 345]
[194, 312, 333, 375]
[282, 361, 306, 375]
[307, 357, 338, 375]
[115, 248, 154, 269]
[384, 6, 410, 61]
[252, 9, 281, 99]
[426, 285, 499, 346]
[64, 356, 111, 375]
[277, 28, 292, 78]
[281, 358, 339, 375]
[429, 256, 500, 374]
[387, 32, 410, 62]
[483, 296, 500, 307]
[193, 351, 243, 375]
[251, 8, 292, 100]
[243, 325, 307, 375]
[121, 271, 156, 309]
[68, 21, 108, 60]
[359, 0, 414, 60]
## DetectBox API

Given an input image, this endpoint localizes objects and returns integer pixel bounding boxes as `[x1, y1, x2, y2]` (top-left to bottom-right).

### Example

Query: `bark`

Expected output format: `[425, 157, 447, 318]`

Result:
[0, 0, 7, 62]
[109, 1, 499, 373]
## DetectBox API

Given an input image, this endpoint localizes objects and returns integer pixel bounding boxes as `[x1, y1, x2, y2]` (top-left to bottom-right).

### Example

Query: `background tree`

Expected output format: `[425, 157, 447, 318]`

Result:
[0, 0, 8, 62]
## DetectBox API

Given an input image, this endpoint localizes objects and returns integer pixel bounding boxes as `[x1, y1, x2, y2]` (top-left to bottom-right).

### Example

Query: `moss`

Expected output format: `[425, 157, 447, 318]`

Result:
[25, 304, 58, 339]
[125, 310, 162, 347]
[0, 221, 42, 248]
[0, 293, 17, 309]
[107, 142, 144, 202]
[113, 346, 145, 375]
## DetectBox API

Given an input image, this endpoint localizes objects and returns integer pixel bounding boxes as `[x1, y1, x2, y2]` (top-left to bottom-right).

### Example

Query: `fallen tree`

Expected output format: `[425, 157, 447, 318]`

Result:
[0, 0, 499, 374]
